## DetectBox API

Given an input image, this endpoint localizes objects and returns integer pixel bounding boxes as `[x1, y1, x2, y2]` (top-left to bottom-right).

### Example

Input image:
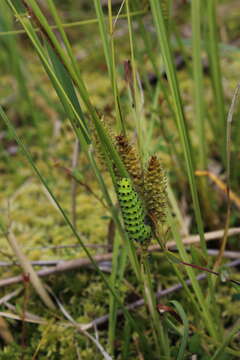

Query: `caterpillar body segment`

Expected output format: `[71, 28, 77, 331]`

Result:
[117, 178, 151, 242]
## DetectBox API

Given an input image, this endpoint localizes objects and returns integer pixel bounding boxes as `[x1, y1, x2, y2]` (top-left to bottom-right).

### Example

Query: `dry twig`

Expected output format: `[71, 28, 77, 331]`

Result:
[0, 228, 239, 288]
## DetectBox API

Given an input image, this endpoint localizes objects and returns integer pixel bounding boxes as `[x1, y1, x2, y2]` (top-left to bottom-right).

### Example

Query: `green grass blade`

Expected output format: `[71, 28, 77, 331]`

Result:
[0, 9, 147, 37]
[93, 0, 112, 77]
[108, 235, 128, 354]
[45, 0, 83, 83]
[45, 41, 88, 147]
[170, 300, 189, 360]
[93, 0, 124, 131]
[149, 0, 207, 254]
[142, 259, 170, 357]
[191, 0, 206, 169]
[211, 320, 240, 359]
[167, 211, 218, 340]
[205, 0, 226, 163]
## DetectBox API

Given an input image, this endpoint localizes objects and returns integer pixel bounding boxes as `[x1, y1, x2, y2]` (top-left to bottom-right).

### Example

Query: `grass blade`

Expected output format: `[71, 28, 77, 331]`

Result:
[170, 300, 189, 360]
[149, 0, 207, 254]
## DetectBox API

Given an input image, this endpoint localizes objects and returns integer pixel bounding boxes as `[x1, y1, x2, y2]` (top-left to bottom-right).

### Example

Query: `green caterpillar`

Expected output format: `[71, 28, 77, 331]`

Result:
[117, 178, 151, 242]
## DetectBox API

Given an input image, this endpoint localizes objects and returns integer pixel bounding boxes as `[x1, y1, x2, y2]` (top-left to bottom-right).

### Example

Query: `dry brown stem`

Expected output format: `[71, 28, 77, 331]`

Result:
[0, 228, 239, 288]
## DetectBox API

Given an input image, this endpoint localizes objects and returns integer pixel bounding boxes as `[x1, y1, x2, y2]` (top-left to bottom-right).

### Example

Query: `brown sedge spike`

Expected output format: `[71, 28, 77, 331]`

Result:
[144, 155, 168, 224]
[115, 134, 144, 195]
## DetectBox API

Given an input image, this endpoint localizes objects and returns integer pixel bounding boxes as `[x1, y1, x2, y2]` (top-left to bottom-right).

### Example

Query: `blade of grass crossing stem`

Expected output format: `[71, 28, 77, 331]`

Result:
[0, 10, 148, 37]
[206, 0, 226, 164]
[149, 0, 207, 254]
[167, 211, 218, 340]
[170, 301, 189, 360]
[0, 106, 151, 355]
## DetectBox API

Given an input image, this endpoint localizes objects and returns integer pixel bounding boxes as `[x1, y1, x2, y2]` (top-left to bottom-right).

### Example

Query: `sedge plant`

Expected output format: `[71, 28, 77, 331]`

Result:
[0, 0, 239, 358]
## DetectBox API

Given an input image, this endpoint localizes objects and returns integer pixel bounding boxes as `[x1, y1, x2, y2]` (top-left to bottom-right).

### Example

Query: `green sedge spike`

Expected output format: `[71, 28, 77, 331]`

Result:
[117, 178, 151, 242]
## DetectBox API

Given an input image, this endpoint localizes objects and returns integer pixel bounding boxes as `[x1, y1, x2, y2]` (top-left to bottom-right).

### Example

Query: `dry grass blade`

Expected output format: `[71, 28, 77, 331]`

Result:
[1, 228, 56, 310]
[195, 170, 240, 209]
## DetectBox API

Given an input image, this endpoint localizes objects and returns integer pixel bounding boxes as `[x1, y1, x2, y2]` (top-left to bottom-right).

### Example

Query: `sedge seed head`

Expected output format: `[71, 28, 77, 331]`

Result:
[144, 155, 168, 224]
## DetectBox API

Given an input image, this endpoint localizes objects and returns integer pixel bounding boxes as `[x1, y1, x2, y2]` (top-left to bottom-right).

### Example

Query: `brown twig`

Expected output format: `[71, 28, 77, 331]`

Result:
[0, 260, 239, 334]
[0, 248, 239, 269]
[0, 228, 239, 288]
[206, 249, 240, 259]
[25, 243, 110, 251]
